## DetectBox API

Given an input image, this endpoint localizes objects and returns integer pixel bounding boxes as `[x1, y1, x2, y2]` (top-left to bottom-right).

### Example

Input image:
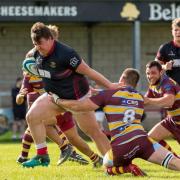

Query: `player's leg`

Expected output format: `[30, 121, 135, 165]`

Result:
[148, 144, 180, 170]
[54, 125, 89, 165]
[23, 94, 64, 167]
[148, 122, 172, 140]
[46, 125, 73, 166]
[63, 125, 102, 167]
[103, 149, 146, 176]
[148, 119, 178, 156]
[73, 111, 111, 155]
[17, 127, 33, 163]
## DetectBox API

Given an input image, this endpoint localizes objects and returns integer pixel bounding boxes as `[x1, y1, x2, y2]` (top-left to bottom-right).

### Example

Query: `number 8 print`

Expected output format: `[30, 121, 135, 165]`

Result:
[123, 109, 135, 123]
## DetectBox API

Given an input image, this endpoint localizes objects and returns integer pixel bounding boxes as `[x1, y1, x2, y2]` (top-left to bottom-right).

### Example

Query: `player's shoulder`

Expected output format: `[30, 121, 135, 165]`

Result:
[56, 41, 74, 53]
[159, 41, 173, 50]
[161, 75, 176, 89]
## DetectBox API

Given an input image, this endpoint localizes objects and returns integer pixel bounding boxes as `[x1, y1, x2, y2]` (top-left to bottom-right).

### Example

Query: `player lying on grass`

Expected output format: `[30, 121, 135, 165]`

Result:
[51, 68, 180, 176]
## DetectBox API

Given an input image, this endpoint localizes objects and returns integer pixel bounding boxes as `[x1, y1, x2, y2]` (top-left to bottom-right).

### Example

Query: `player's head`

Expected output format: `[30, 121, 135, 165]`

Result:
[171, 18, 180, 42]
[47, 24, 59, 40]
[119, 68, 140, 88]
[146, 61, 163, 85]
[31, 22, 54, 56]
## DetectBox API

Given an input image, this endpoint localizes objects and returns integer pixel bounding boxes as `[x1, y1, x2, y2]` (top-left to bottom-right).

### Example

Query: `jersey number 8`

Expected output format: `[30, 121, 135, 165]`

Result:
[123, 109, 135, 123]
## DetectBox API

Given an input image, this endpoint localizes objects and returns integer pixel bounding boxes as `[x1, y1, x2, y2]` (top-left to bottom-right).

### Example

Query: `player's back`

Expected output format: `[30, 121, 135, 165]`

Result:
[102, 86, 145, 144]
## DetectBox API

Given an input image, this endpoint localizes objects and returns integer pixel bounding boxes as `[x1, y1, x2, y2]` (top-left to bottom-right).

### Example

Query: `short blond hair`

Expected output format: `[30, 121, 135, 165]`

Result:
[47, 25, 59, 40]
[121, 68, 140, 88]
[172, 18, 180, 28]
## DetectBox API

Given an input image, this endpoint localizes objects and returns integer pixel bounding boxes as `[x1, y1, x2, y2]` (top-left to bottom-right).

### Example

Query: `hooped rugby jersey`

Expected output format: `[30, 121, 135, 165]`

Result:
[21, 74, 45, 95]
[146, 75, 180, 125]
[90, 86, 145, 145]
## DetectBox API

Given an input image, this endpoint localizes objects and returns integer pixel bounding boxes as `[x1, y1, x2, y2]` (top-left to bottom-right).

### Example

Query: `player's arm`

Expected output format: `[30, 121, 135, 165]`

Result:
[76, 60, 119, 89]
[16, 74, 32, 104]
[144, 93, 175, 108]
[16, 88, 28, 105]
[52, 95, 99, 112]
[155, 45, 173, 70]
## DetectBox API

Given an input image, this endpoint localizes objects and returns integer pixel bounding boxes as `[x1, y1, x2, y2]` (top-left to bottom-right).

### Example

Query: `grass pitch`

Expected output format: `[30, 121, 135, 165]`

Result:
[0, 134, 180, 180]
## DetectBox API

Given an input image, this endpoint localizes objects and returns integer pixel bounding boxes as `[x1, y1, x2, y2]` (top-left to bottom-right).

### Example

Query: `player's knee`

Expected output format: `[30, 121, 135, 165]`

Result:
[26, 111, 36, 125]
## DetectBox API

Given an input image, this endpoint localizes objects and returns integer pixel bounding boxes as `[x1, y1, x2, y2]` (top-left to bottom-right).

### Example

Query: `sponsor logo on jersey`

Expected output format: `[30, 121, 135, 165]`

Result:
[70, 57, 79, 67]
[168, 50, 175, 56]
[49, 61, 56, 68]
[122, 99, 139, 106]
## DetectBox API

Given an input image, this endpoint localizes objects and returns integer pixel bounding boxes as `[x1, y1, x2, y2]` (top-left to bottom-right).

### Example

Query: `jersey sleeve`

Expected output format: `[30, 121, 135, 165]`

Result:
[64, 49, 82, 70]
[161, 82, 176, 96]
[155, 44, 170, 63]
[90, 90, 111, 107]
[21, 75, 33, 94]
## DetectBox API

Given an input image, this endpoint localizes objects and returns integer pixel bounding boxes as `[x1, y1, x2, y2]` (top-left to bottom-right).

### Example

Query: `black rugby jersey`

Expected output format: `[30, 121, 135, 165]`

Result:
[34, 41, 89, 99]
[156, 41, 180, 85]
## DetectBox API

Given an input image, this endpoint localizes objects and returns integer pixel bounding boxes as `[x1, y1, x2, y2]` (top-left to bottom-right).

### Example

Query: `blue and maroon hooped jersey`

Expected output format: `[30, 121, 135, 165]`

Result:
[90, 86, 145, 145]
[146, 75, 180, 124]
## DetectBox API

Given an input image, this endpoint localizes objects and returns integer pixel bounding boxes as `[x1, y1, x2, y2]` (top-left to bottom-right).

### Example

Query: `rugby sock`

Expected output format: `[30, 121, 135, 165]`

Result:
[89, 152, 100, 163]
[106, 166, 129, 175]
[21, 129, 33, 158]
[55, 126, 70, 151]
[106, 164, 146, 176]
[158, 140, 178, 157]
[36, 142, 48, 155]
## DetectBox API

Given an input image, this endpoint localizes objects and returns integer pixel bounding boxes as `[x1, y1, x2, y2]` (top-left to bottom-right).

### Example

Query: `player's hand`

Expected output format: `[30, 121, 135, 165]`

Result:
[164, 61, 173, 70]
[49, 92, 60, 104]
[19, 88, 28, 97]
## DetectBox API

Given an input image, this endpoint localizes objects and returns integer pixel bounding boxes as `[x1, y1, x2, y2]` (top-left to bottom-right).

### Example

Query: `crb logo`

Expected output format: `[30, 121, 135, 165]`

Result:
[70, 57, 80, 67]
[127, 100, 138, 106]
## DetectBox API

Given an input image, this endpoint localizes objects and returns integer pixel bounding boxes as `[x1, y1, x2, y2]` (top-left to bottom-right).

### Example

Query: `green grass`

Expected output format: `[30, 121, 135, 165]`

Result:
[0, 137, 180, 180]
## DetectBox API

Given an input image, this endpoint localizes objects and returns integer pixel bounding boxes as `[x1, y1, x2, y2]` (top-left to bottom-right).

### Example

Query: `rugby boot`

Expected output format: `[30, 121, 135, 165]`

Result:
[57, 144, 73, 166]
[93, 156, 103, 168]
[69, 151, 89, 165]
[128, 164, 147, 176]
[17, 156, 29, 164]
[22, 154, 50, 168]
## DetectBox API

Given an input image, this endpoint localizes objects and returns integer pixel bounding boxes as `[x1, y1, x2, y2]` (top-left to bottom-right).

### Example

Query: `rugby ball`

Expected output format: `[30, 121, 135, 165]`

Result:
[22, 57, 39, 76]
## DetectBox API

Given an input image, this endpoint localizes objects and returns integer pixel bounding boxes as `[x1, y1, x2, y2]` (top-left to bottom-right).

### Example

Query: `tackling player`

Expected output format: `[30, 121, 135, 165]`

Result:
[51, 68, 180, 176]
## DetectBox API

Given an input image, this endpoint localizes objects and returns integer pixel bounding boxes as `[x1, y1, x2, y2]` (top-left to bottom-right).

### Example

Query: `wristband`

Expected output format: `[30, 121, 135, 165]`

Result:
[52, 93, 60, 104]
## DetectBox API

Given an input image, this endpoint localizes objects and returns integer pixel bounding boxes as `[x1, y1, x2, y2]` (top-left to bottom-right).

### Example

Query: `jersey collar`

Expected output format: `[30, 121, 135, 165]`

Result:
[172, 40, 180, 48]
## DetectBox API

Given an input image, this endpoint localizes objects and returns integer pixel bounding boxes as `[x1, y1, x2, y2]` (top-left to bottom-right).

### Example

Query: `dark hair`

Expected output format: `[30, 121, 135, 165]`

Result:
[122, 68, 140, 88]
[146, 61, 162, 71]
[31, 22, 53, 43]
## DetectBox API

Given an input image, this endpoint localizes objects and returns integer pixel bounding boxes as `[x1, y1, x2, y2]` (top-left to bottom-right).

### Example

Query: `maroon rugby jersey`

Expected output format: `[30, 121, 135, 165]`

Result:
[90, 86, 145, 145]
[146, 75, 180, 124]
